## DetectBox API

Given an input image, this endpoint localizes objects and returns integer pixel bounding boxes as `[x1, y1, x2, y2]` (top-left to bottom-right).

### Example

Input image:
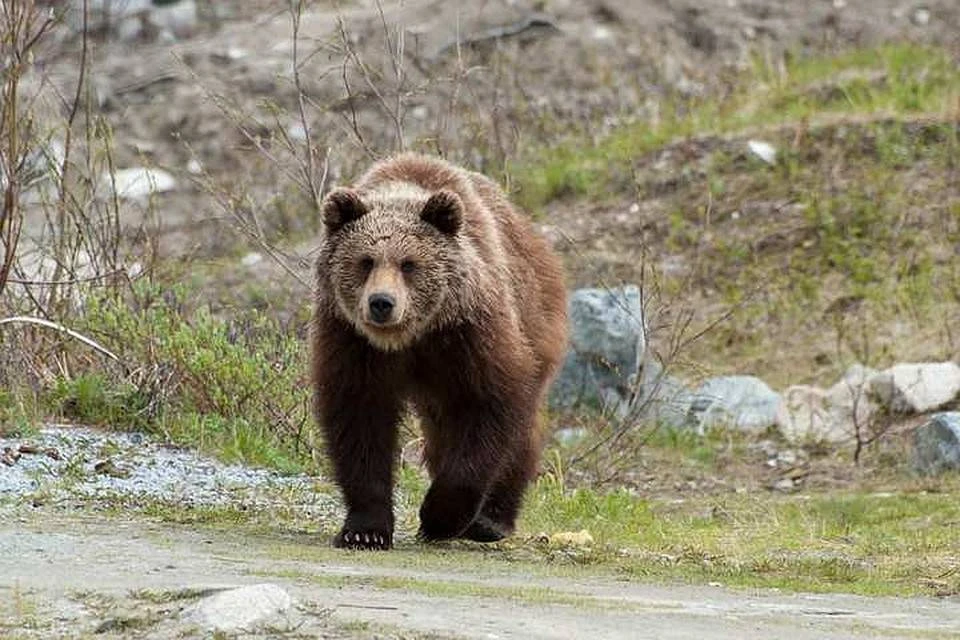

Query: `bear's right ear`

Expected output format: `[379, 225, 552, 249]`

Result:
[420, 190, 462, 235]
[322, 188, 368, 233]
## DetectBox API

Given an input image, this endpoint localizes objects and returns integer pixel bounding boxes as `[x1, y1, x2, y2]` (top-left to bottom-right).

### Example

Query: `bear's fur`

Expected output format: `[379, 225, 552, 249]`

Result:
[310, 153, 568, 550]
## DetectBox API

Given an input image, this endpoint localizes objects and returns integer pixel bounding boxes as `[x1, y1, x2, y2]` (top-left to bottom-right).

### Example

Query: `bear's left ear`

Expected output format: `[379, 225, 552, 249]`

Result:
[322, 188, 368, 233]
[420, 190, 462, 235]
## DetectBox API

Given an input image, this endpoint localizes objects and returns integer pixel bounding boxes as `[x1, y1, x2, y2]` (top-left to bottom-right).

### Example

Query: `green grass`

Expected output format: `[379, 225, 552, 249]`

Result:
[509, 43, 959, 212]
[2, 276, 317, 474]
[519, 478, 960, 596]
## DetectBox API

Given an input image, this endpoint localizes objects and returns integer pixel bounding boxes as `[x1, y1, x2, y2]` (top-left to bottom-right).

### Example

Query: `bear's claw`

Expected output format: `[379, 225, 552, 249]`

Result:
[334, 528, 392, 550]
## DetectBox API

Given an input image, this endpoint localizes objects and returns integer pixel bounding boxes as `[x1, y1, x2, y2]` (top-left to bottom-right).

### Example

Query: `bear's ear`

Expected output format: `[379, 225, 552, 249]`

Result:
[420, 190, 462, 235]
[322, 188, 368, 232]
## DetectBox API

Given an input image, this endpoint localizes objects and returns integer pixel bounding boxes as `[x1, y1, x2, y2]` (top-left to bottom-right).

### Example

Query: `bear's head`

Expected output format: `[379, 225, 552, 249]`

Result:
[319, 186, 464, 351]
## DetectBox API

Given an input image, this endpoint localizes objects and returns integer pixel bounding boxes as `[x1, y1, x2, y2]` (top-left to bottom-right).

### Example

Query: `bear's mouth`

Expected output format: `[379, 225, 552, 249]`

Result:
[360, 321, 412, 352]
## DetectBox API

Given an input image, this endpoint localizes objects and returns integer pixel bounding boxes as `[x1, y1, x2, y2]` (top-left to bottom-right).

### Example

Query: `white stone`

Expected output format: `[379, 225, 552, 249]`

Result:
[286, 123, 308, 142]
[105, 168, 177, 201]
[747, 140, 777, 165]
[592, 25, 613, 41]
[183, 584, 293, 632]
[776, 385, 830, 442]
[241, 252, 263, 267]
[868, 362, 960, 414]
[776, 365, 879, 444]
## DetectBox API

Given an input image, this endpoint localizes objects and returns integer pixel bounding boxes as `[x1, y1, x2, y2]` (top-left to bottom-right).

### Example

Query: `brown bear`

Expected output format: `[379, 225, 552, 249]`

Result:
[310, 152, 568, 550]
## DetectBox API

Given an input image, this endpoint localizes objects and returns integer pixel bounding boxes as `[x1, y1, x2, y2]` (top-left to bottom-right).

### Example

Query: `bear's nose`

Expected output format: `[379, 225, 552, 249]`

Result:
[368, 293, 396, 324]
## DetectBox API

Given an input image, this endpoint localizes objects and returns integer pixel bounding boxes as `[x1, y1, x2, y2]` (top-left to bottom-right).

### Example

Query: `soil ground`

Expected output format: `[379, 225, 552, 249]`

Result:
[4, 512, 960, 639]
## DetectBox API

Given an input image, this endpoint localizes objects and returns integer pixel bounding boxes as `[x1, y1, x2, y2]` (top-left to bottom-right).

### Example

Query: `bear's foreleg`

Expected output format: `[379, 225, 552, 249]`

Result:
[321, 387, 402, 550]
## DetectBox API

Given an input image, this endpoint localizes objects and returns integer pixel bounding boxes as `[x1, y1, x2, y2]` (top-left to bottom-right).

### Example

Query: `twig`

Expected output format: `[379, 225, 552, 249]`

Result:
[0, 315, 121, 361]
[6, 269, 128, 286]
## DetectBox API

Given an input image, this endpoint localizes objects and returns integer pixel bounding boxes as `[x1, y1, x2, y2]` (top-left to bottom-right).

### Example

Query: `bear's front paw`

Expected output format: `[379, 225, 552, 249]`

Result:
[334, 527, 392, 550]
[417, 483, 483, 542]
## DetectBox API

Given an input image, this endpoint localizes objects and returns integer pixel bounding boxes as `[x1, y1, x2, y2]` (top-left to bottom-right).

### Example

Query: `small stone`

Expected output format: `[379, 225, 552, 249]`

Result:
[777, 450, 798, 466]
[213, 47, 248, 63]
[286, 123, 308, 143]
[913, 413, 960, 476]
[592, 25, 613, 41]
[549, 530, 594, 547]
[554, 427, 589, 446]
[628, 203, 640, 214]
[772, 478, 795, 492]
[106, 168, 177, 201]
[186, 159, 203, 175]
[911, 7, 931, 26]
[241, 252, 263, 267]
[747, 140, 777, 165]
[94, 459, 130, 479]
[183, 584, 293, 632]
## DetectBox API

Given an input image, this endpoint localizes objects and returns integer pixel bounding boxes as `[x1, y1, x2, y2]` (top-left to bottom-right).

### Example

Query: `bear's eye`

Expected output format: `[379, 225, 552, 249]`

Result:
[359, 257, 374, 272]
[400, 260, 416, 274]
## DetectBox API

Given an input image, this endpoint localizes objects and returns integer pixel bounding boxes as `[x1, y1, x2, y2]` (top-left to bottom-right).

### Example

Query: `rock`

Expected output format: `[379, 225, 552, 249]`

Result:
[183, 584, 293, 632]
[913, 413, 960, 476]
[747, 140, 777, 165]
[549, 285, 645, 415]
[105, 167, 177, 201]
[776, 385, 832, 442]
[911, 7, 932, 26]
[630, 359, 694, 429]
[868, 362, 960, 414]
[241, 252, 264, 267]
[771, 477, 797, 493]
[548, 529, 594, 547]
[687, 376, 780, 433]
[553, 427, 589, 446]
[66, 0, 198, 42]
[776, 364, 879, 444]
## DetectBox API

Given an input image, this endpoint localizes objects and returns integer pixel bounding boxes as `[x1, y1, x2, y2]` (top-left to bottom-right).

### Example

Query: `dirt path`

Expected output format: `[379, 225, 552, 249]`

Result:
[3, 512, 958, 639]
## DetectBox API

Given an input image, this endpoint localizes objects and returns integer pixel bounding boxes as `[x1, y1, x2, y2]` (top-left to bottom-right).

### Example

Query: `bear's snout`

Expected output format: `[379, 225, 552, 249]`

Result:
[367, 293, 396, 325]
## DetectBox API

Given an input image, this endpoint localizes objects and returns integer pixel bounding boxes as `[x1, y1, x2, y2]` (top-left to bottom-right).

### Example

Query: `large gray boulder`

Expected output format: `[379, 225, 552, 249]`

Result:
[629, 359, 694, 429]
[869, 362, 960, 414]
[687, 375, 780, 433]
[549, 285, 645, 415]
[913, 413, 960, 476]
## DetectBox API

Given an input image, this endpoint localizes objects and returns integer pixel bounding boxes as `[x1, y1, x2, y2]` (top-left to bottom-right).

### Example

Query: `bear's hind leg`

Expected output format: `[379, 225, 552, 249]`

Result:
[461, 434, 538, 543]
[416, 400, 521, 542]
